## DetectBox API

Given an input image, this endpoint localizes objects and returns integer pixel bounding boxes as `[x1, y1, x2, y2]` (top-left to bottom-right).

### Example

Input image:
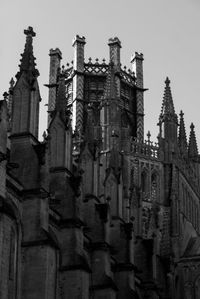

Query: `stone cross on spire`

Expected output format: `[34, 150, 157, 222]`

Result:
[17, 26, 39, 78]
[24, 26, 36, 37]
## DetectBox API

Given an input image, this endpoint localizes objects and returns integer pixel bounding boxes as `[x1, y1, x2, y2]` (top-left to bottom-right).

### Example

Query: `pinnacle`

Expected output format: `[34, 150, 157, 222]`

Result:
[178, 110, 188, 154]
[24, 26, 36, 37]
[165, 76, 170, 85]
[188, 122, 198, 158]
[160, 77, 176, 118]
[18, 26, 39, 77]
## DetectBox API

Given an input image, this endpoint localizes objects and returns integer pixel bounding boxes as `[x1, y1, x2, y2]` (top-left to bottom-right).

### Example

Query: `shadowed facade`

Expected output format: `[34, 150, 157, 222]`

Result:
[0, 27, 200, 299]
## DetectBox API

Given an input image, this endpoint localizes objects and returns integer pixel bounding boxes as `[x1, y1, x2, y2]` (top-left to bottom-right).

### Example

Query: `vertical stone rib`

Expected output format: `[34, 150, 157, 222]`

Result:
[131, 52, 144, 142]
[72, 35, 85, 133]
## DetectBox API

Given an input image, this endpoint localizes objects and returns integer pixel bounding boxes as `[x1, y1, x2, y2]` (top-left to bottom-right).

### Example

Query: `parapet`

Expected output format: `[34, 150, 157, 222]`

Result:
[49, 48, 62, 59]
[72, 35, 86, 46]
[108, 37, 121, 48]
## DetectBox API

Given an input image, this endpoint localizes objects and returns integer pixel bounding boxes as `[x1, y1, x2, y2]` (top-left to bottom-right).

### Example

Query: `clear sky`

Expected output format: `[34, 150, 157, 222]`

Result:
[0, 0, 200, 144]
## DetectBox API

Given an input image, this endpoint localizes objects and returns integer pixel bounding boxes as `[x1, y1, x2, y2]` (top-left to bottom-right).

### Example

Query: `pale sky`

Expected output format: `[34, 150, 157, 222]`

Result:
[0, 0, 200, 145]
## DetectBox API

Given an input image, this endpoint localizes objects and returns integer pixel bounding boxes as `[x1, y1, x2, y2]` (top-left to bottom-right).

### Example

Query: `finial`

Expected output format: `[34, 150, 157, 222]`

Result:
[190, 122, 194, 130]
[147, 131, 151, 142]
[165, 77, 170, 85]
[17, 25, 39, 77]
[3, 92, 9, 101]
[180, 110, 184, 118]
[24, 26, 36, 37]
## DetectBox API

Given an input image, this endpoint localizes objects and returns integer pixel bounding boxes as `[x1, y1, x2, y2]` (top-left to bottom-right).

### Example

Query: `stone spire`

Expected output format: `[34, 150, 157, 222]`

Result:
[188, 123, 198, 158]
[158, 77, 178, 155]
[160, 77, 176, 120]
[178, 110, 188, 155]
[17, 26, 39, 78]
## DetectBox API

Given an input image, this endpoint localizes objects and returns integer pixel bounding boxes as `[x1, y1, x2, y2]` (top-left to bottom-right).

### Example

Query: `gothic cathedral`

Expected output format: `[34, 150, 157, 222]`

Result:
[0, 27, 200, 299]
